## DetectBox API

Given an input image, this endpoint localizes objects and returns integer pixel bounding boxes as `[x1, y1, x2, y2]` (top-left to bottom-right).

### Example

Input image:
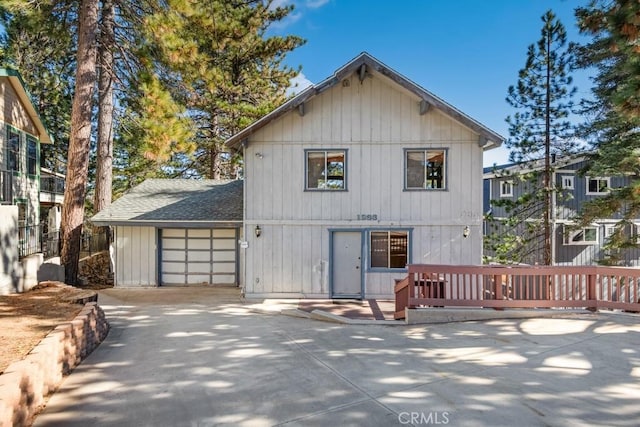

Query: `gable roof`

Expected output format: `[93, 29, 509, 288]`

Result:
[226, 52, 504, 151]
[483, 155, 589, 179]
[0, 68, 53, 144]
[91, 179, 243, 227]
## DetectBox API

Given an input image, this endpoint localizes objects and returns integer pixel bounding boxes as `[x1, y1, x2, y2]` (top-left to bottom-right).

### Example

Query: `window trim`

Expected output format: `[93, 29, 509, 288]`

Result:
[367, 228, 412, 272]
[585, 176, 610, 195]
[561, 175, 574, 190]
[304, 149, 348, 191]
[403, 148, 448, 191]
[563, 224, 599, 246]
[499, 180, 513, 197]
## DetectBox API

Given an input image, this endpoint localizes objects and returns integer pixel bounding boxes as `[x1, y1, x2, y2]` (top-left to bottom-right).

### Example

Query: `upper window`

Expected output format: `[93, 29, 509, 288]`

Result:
[305, 150, 346, 190]
[564, 225, 598, 245]
[27, 136, 37, 176]
[561, 175, 574, 190]
[7, 128, 20, 172]
[405, 149, 446, 190]
[500, 180, 513, 197]
[586, 177, 610, 195]
[370, 230, 409, 269]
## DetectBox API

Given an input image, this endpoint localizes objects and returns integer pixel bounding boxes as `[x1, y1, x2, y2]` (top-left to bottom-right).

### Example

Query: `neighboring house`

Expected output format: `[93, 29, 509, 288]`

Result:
[0, 68, 54, 294]
[225, 52, 503, 298]
[484, 156, 640, 266]
[91, 180, 243, 287]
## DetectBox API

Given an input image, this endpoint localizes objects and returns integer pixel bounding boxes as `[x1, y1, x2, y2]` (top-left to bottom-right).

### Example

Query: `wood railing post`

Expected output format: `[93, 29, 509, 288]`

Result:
[408, 271, 416, 309]
[587, 272, 598, 312]
[494, 275, 502, 300]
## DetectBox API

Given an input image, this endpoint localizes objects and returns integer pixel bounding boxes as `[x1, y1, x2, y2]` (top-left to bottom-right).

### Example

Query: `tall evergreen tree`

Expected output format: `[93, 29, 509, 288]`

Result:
[145, 0, 305, 178]
[575, 0, 640, 263]
[486, 10, 577, 265]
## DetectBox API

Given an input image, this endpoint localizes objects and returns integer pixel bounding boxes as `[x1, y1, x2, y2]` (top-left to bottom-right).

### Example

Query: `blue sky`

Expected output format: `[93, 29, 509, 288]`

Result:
[271, 0, 593, 167]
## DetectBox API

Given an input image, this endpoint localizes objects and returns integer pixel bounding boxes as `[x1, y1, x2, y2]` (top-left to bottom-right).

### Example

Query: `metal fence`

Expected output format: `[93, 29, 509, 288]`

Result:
[18, 224, 109, 259]
[40, 175, 65, 195]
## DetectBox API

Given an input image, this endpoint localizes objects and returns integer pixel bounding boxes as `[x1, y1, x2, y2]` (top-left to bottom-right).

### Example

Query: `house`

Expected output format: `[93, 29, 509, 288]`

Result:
[226, 52, 503, 298]
[484, 156, 640, 266]
[92, 52, 503, 297]
[91, 179, 243, 286]
[0, 68, 54, 294]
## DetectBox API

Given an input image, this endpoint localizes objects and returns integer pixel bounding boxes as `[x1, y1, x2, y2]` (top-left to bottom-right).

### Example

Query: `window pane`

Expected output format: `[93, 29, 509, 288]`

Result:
[325, 151, 344, 189]
[28, 138, 37, 175]
[425, 151, 444, 189]
[584, 228, 597, 242]
[598, 179, 608, 192]
[370, 232, 389, 268]
[307, 152, 325, 189]
[8, 130, 19, 171]
[389, 232, 408, 268]
[406, 151, 424, 188]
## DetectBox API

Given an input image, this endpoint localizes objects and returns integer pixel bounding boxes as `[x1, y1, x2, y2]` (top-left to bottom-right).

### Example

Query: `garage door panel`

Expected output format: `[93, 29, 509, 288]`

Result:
[163, 239, 185, 250]
[188, 229, 211, 238]
[187, 251, 211, 262]
[162, 274, 185, 283]
[213, 239, 236, 250]
[187, 275, 211, 284]
[162, 229, 185, 238]
[189, 239, 211, 250]
[212, 229, 236, 238]
[212, 262, 235, 273]
[187, 263, 212, 273]
[162, 251, 185, 262]
[212, 251, 235, 262]
[213, 274, 235, 284]
[162, 262, 185, 273]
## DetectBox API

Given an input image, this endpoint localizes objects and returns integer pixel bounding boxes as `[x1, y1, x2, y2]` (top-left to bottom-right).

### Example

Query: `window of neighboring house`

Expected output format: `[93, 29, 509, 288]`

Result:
[586, 177, 610, 195]
[561, 175, 574, 190]
[564, 225, 598, 245]
[499, 180, 513, 197]
[405, 149, 446, 190]
[305, 150, 346, 190]
[7, 127, 20, 172]
[370, 230, 409, 269]
[27, 136, 37, 176]
[604, 224, 616, 241]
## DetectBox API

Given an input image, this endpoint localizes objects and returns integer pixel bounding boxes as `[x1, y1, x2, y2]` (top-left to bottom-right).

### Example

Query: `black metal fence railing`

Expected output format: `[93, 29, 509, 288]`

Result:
[40, 175, 65, 195]
[1, 169, 13, 203]
[18, 225, 110, 259]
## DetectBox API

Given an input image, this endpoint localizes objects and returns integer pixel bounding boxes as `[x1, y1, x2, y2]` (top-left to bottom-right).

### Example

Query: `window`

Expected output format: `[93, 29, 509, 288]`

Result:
[370, 230, 408, 269]
[405, 149, 446, 190]
[305, 150, 346, 190]
[561, 175, 574, 190]
[564, 225, 598, 245]
[604, 224, 616, 241]
[27, 136, 37, 175]
[500, 180, 513, 197]
[7, 128, 20, 172]
[586, 177, 610, 195]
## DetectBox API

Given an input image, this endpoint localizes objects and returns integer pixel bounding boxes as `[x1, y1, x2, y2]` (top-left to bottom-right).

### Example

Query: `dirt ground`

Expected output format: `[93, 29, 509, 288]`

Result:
[0, 282, 102, 374]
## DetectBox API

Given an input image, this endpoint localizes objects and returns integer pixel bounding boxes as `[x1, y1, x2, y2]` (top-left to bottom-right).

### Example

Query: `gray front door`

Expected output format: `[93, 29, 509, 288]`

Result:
[331, 231, 363, 298]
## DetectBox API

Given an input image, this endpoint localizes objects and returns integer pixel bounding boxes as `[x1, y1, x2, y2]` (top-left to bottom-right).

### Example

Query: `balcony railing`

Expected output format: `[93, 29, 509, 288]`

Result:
[1, 169, 13, 203]
[17, 224, 109, 259]
[395, 264, 640, 319]
[40, 175, 65, 195]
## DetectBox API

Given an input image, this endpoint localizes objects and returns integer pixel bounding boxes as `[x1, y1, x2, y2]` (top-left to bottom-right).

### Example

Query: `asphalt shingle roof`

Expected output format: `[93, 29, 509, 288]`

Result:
[91, 179, 243, 226]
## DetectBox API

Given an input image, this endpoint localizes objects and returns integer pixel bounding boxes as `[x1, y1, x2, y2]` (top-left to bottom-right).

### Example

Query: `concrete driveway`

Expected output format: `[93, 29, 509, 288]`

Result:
[35, 288, 640, 427]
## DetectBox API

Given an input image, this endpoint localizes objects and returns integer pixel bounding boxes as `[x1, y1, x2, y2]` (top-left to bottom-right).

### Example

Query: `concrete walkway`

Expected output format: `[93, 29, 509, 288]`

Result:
[34, 288, 640, 426]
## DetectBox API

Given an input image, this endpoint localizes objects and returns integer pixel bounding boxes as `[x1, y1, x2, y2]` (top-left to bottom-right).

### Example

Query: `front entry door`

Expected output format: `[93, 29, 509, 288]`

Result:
[331, 231, 363, 298]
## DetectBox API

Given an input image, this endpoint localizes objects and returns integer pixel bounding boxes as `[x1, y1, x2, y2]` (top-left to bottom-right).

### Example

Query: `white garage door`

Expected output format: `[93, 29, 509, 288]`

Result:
[160, 228, 238, 285]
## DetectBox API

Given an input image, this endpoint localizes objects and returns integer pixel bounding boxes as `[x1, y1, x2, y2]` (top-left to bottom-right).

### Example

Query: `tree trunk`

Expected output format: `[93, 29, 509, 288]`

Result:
[95, 0, 115, 213]
[94, 0, 115, 250]
[543, 26, 552, 266]
[60, 0, 98, 285]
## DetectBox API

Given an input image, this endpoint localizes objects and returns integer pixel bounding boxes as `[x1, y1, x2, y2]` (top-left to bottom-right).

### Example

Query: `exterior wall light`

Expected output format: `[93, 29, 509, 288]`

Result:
[255, 152, 264, 159]
[463, 226, 470, 238]
[255, 225, 262, 238]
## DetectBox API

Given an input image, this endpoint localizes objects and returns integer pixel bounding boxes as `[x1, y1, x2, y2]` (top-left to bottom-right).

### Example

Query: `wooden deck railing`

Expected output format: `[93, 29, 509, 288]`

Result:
[394, 264, 640, 319]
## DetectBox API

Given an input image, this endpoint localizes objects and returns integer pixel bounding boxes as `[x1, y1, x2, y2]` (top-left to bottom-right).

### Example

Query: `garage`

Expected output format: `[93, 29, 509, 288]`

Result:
[160, 228, 238, 285]
[91, 179, 243, 288]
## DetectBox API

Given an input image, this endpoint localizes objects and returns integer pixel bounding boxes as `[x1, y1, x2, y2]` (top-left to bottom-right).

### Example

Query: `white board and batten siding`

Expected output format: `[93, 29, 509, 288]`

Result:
[113, 226, 157, 287]
[243, 71, 484, 298]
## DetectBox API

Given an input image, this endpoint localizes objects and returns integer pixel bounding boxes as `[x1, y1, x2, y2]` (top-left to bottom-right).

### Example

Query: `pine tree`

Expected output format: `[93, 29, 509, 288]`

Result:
[574, 0, 640, 263]
[145, 0, 305, 178]
[486, 10, 577, 265]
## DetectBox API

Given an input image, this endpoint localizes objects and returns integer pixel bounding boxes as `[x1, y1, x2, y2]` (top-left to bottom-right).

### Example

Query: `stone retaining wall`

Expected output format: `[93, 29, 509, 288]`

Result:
[0, 302, 109, 426]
